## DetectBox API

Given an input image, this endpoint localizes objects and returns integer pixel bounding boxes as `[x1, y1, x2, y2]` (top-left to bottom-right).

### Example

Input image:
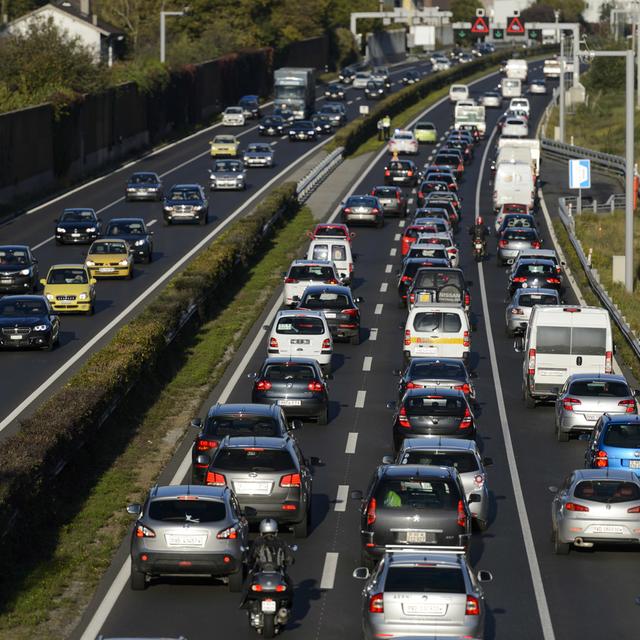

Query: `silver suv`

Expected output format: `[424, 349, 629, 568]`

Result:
[127, 485, 248, 592]
[353, 546, 492, 639]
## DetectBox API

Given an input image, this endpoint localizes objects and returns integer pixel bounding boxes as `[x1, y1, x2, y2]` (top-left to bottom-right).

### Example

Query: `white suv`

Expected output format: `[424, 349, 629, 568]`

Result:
[282, 260, 341, 307]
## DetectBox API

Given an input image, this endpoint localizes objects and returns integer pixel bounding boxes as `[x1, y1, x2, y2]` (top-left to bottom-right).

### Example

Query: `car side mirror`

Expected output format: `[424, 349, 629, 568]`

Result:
[351, 489, 363, 500]
[381, 455, 394, 465]
[196, 454, 209, 467]
[386, 401, 397, 410]
[353, 567, 370, 580]
[40, 279, 46, 286]
[468, 494, 481, 504]
[513, 336, 524, 353]
[477, 570, 493, 583]
[33, 257, 38, 263]
[325, 373, 334, 380]
[290, 419, 303, 430]
[190, 418, 202, 429]
[469, 371, 478, 378]
[126, 503, 141, 516]
[482, 457, 493, 466]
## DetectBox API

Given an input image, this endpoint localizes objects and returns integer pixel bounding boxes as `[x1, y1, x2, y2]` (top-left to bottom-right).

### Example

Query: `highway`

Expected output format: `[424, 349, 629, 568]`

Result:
[0, 59, 435, 440]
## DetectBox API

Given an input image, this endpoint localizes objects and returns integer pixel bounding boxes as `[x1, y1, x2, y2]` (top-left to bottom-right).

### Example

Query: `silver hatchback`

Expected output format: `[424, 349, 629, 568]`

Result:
[353, 546, 492, 640]
[504, 287, 559, 337]
[555, 373, 637, 441]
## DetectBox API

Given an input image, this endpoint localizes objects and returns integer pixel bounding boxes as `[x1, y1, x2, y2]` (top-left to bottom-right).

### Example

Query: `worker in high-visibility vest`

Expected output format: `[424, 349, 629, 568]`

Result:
[382, 115, 391, 140]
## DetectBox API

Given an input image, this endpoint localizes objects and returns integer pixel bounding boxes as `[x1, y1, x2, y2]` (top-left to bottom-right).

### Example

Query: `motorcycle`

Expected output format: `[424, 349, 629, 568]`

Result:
[472, 237, 485, 262]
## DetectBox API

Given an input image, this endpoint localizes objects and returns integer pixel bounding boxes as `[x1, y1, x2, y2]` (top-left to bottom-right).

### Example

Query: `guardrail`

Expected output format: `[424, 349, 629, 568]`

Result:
[562, 193, 625, 214]
[541, 138, 625, 177]
[296, 147, 345, 203]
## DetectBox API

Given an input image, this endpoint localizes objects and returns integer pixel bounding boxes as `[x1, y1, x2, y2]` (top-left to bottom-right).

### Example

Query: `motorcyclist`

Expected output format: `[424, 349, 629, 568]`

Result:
[247, 518, 295, 572]
[469, 216, 490, 256]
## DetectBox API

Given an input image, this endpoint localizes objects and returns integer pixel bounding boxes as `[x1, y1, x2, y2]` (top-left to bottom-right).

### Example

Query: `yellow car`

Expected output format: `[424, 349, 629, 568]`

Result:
[414, 121, 438, 144]
[41, 264, 96, 315]
[209, 134, 240, 158]
[85, 238, 133, 279]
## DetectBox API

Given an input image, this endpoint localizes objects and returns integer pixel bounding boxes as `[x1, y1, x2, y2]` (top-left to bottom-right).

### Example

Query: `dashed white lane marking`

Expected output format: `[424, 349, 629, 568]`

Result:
[355, 390, 367, 408]
[345, 432, 359, 454]
[335, 485, 349, 512]
[394, 233, 401, 241]
[389, 247, 397, 257]
[280, 135, 288, 139]
[363, 356, 373, 372]
[380, 282, 388, 293]
[347, 100, 353, 105]
[147, 219, 157, 227]
[385, 264, 393, 273]
[370, 328, 378, 341]
[320, 552, 339, 589]
[407, 198, 414, 205]
[374, 303, 383, 315]
[398, 220, 405, 227]
[355, 96, 362, 101]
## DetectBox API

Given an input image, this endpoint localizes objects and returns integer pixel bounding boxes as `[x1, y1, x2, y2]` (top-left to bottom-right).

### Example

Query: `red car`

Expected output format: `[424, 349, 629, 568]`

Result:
[401, 224, 441, 256]
[307, 223, 355, 243]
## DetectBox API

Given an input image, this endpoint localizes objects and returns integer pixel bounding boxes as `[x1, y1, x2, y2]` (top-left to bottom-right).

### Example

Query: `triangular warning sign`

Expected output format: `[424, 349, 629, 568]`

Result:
[507, 16, 525, 35]
[471, 16, 489, 34]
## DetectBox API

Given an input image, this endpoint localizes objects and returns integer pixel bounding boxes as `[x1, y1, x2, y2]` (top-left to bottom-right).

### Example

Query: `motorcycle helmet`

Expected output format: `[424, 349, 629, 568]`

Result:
[259, 518, 278, 536]
[476, 216, 483, 225]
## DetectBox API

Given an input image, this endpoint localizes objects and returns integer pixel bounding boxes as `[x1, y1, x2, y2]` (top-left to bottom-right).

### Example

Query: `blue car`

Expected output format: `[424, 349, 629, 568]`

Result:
[585, 414, 640, 475]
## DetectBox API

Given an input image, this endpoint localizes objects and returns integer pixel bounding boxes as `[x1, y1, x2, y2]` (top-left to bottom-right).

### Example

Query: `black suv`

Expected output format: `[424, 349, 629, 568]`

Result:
[384, 160, 419, 187]
[163, 184, 209, 225]
[104, 218, 154, 263]
[0, 245, 39, 294]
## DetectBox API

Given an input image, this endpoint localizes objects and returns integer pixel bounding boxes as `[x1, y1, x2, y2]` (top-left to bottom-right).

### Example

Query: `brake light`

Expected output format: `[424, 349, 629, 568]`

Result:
[409, 293, 415, 304]
[404, 329, 411, 346]
[418, 191, 423, 200]
[216, 526, 238, 540]
[284, 277, 298, 284]
[407, 170, 413, 177]
[605, 350, 613, 374]
[465, 595, 480, 616]
[256, 379, 272, 391]
[464, 292, 470, 307]
[196, 439, 218, 452]
[562, 397, 581, 411]
[280, 473, 301, 487]
[251, 584, 263, 592]
[325, 278, 338, 284]
[457, 500, 467, 527]
[384, 169, 390, 176]
[531, 241, 541, 249]
[527, 348, 536, 376]
[371, 208, 380, 214]
[619, 399, 636, 413]
[398, 405, 411, 428]
[406, 381, 420, 389]
[135, 524, 156, 538]
[627, 505, 640, 513]
[401, 275, 413, 282]
[512, 277, 527, 283]
[595, 450, 608, 467]
[321, 338, 331, 351]
[343, 207, 352, 213]
[499, 239, 508, 248]
[341, 308, 358, 317]
[308, 380, 324, 392]
[459, 406, 472, 429]
[269, 337, 279, 349]
[369, 592, 384, 613]
[565, 502, 589, 512]
[205, 471, 226, 486]
[370, 189, 376, 196]
[463, 330, 470, 348]
[366, 498, 377, 525]
[546, 277, 561, 284]
[396, 192, 402, 202]
[454, 383, 471, 394]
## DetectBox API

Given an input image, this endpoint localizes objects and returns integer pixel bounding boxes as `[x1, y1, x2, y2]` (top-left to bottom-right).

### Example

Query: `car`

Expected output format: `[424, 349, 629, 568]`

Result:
[85, 238, 134, 279]
[480, 91, 502, 107]
[391, 437, 492, 530]
[384, 159, 419, 186]
[209, 134, 240, 157]
[273, 106, 295, 123]
[430, 151, 464, 178]
[125, 172, 163, 201]
[509, 97, 531, 115]
[352, 71, 372, 89]
[424, 170, 458, 192]
[41, 264, 96, 315]
[529, 78, 547, 94]
[401, 70, 421, 85]
[0, 295, 59, 350]
[338, 66, 357, 84]
[395, 357, 476, 403]
[243, 142, 275, 167]
[505, 287, 560, 337]
[371, 186, 407, 217]
[501, 117, 528, 138]
[250, 356, 329, 424]
[341, 194, 385, 228]
[449, 84, 469, 103]
[401, 222, 449, 257]
[372, 66, 391, 87]
[288, 120, 317, 141]
[551, 468, 640, 554]
[163, 184, 209, 225]
[414, 121, 437, 143]
[311, 114, 333, 135]
[406, 266, 471, 312]
[258, 116, 285, 136]
[267, 309, 333, 375]
[432, 55, 451, 71]
[396, 257, 450, 303]
[282, 259, 341, 307]
[497, 228, 542, 266]
[297, 284, 363, 344]
[388, 130, 419, 155]
[404, 242, 450, 265]
[495, 210, 536, 234]
[54, 208, 101, 245]
[414, 232, 459, 267]
[306, 237, 354, 284]
[353, 464, 473, 564]
[0, 245, 39, 294]
[126, 484, 248, 591]
[353, 546, 491, 640]
[104, 218, 154, 263]
[190, 403, 295, 480]
[510, 248, 562, 275]
[308, 222, 354, 244]
[221, 106, 245, 126]
[388, 387, 476, 450]
[585, 414, 640, 476]
[208, 159, 246, 191]
[417, 180, 449, 205]
[444, 138, 473, 163]
[459, 53, 474, 64]
[364, 80, 386, 100]
[318, 102, 347, 127]
[238, 94, 261, 119]
[507, 260, 562, 298]
[202, 435, 314, 537]
[555, 373, 637, 442]
[324, 84, 346, 100]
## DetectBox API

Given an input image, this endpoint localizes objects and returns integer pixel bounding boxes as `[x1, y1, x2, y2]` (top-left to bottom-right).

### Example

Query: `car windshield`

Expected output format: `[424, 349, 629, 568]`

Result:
[214, 448, 294, 472]
[226, 107, 242, 114]
[300, 291, 350, 310]
[402, 451, 478, 474]
[214, 161, 242, 172]
[504, 230, 536, 241]
[517, 293, 558, 307]
[373, 187, 399, 197]
[574, 480, 640, 503]
[568, 380, 630, 397]
[410, 361, 465, 380]
[169, 189, 201, 201]
[107, 221, 145, 235]
[416, 123, 435, 131]
[214, 136, 235, 144]
[61, 210, 95, 222]
[262, 118, 282, 126]
[0, 248, 28, 265]
[47, 268, 88, 285]
[414, 269, 463, 292]
[404, 395, 466, 417]
[413, 312, 462, 333]
[248, 144, 270, 153]
[0, 299, 47, 316]
[408, 246, 446, 259]
[264, 364, 316, 381]
[205, 414, 279, 437]
[603, 423, 640, 448]
[374, 478, 458, 509]
[276, 316, 325, 335]
[130, 174, 156, 184]
[91, 241, 127, 255]
[288, 265, 335, 280]
[149, 498, 226, 523]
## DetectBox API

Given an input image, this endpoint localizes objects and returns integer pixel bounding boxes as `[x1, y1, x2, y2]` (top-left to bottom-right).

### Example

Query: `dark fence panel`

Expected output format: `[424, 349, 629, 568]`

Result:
[276, 35, 330, 70]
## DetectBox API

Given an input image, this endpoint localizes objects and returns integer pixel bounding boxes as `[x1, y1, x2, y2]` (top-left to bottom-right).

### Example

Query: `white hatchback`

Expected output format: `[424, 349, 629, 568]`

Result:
[388, 130, 419, 155]
[508, 98, 530, 115]
[222, 107, 245, 126]
[282, 260, 341, 307]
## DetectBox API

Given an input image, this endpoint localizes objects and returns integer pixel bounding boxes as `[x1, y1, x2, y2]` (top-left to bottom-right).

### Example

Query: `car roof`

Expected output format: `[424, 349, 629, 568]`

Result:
[107, 217, 146, 224]
[513, 287, 558, 298]
[262, 356, 320, 367]
[516, 259, 556, 267]
[401, 436, 478, 453]
[150, 484, 228, 499]
[602, 413, 640, 425]
[302, 284, 351, 296]
[290, 259, 333, 266]
[565, 372, 628, 384]
[573, 468, 639, 482]
[403, 387, 465, 399]
[0, 244, 30, 251]
[276, 309, 325, 318]
[219, 435, 290, 449]
[206, 403, 280, 418]
[382, 464, 455, 480]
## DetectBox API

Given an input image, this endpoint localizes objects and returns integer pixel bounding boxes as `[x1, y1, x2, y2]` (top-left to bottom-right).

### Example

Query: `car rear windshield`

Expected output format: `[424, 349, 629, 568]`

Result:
[264, 364, 316, 381]
[374, 478, 458, 509]
[149, 498, 227, 523]
[504, 230, 536, 241]
[502, 215, 533, 228]
[276, 316, 325, 335]
[414, 270, 464, 294]
[410, 361, 465, 380]
[404, 395, 466, 417]
[518, 293, 558, 307]
[311, 244, 347, 262]
[402, 451, 478, 474]
[568, 380, 630, 397]
[603, 423, 640, 448]
[214, 448, 294, 472]
[574, 480, 640, 503]
[373, 187, 399, 197]
[389, 162, 411, 171]
[288, 265, 335, 280]
[515, 264, 555, 277]
[346, 196, 376, 207]
[413, 312, 462, 333]
[408, 246, 446, 259]
[205, 415, 279, 438]
[300, 291, 350, 310]
[314, 227, 345, 238]
[385, 566, 465, 594]
[401, 261, 440, 279]
[536, 326, 606, 356]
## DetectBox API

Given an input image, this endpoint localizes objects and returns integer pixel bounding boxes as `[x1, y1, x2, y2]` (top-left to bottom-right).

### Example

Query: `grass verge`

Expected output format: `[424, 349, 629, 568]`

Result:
[0, 206, 314, 640]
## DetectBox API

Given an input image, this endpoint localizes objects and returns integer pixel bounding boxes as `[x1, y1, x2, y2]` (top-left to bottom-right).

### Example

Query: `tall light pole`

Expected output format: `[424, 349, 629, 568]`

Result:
[559, 34, 565, 143]
[160, 9, 187, 63]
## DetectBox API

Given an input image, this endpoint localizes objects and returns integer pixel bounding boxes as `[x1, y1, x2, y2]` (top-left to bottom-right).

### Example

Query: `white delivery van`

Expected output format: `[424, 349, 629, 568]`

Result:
[509, 97, 530, 115]
[505, 59, 528, 81]
[501, 78, 522, 99]
[520, 306, 614, 406]
[497, 138, 540, 177]
[493, 161, 535, 212]
[306, 238, 354, 284]
[449, 84, 469, 103]
[454, 104, 486, 136]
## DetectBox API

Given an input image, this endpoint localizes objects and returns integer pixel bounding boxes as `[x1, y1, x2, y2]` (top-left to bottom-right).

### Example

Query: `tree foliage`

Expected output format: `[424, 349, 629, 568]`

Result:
[520, 1, 586, 23]
[450, 0, 483, 23]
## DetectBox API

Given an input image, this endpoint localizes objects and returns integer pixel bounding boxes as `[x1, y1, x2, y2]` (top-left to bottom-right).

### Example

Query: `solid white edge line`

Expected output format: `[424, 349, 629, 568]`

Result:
[362, 356, 372, 372]
[334, 485, 349, 512]
[475, 124, 556, 640]
[345, 432, 358, 454]
[355, 390, 366, 408]
[320, 552, 339, 589]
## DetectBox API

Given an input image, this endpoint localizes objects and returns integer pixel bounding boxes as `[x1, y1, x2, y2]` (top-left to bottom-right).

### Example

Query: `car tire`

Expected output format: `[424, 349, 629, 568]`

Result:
[317, 408, 329, 425]
[44, 338, 55, 352]
[524, 385, 536, 409]
[163, 218, 170, 226]
[552, 530, 570, 555]
[199, 214, 207, 225]
[227, 568, 244, 593]
[350, 330, 361, 346]
[86, 304, 94, 317]
[130, 568, 147, 590]
[556, 423, 569, 442]
[293, 512, 309, 538]
[128, 267, 133, 280]
[145, 252, 152, 264]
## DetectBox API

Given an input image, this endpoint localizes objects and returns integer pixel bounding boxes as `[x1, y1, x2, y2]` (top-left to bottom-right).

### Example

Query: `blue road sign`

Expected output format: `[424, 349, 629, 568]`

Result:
[569, 159, 591, 189]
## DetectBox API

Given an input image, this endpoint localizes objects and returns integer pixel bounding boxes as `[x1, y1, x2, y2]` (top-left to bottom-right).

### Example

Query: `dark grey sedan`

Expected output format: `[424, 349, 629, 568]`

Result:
[395, 357, 476, 402]
[125, 172, 163, 201]
[104, 218, 154, 263]
[371, 186, 408, 217]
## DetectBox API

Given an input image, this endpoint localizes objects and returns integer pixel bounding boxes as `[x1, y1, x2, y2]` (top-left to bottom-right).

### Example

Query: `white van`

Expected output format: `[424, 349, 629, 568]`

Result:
[501, 78, 522, 99]
[508, 98, 530, 115]
[493, 161, 535, 212]
[403, 302, 470, 363]
[497, 138, 540, 177]
[505, 59, 528, 81]
[520, 306, 614, 406]
[306, 238, 354, 284]
[449, 84, 469, 103]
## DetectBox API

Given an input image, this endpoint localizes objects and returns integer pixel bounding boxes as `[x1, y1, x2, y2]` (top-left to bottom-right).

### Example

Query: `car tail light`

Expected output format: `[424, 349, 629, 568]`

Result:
[366, 498, 377, 525]
[463, 330, 470, 348]
[619, 399, 636, 413]
[565, 502, 589, 512]
[459, 406, 472, 429]
[527, 349, 536, 375]
[464, 292, 470, 307]
[454, 383, 471, 394]
[325, 278, 338, 284]
[605, 350, 613, 374]
[370, 189, 376, 196]
[562, 397, 581, 411]
[457, 500, 467, 527]
[135, 524, 156, 538]
[369, 592, 384, 613]
[280, 473, 301, 487]
[384, 169, 390, 176]
[396, 192, 402, 202]
[595, 450, 608, 468]
[284, 277, 298, 284]
[407, 170, 413, 177]
[512, 277, 527, 283]
[342, 308, 358, 317]
[406, 381, 420, 389]
[499, 239, 508, 248]
[205, 471, 226, 486]
[321, 338, 331, 351]
[196, 438, 218, 452]
[418, 191, 423, 200]
[401, 275, 413, 282]
[308, 380, 324, 392]
[458, 163, 464, 173]
[216, 525, 238, 540]
[404, 329, 412, 346]
[398, 405, 411, 428]
[255, 379, 272, 391]
[269, 337, 279, 349]
[531, 241, 541, 249]
[546, 277, 561, 284]
[343, 207, 352, 214]
[251, 584, 263, 592]
[627, 505, 640, 513]
[371, 208, 380, 215]
[465, 595, 480, 616]
[409, 293, 415, 304]
[275, 584, 287, 592]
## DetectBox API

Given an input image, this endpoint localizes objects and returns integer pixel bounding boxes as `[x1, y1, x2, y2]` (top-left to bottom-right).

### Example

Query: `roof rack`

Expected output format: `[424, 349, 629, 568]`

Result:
[384, 545, 466, 554]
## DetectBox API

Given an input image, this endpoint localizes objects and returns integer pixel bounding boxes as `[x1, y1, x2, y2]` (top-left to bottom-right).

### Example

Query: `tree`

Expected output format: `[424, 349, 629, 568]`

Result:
[520, 3, 556, 22]
[520, 1, 586, 23]
[450, 0, 483, 23]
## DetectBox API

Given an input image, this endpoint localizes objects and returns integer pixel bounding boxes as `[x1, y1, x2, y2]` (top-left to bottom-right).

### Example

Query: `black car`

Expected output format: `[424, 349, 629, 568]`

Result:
[163, 184, 209, 225]
[388, 387, 476, 451]
[394, 357, 476, 403]
[55, 208, 102, 245]
[288, 120, 317, 141]
[251, 357, 329, 424]
[406, 266, 471, 311]
[397, 258, 450, 304]
[443, 138, 473, 162]
[508, 259, 563, 297]
[297, 284, 363, 344]
[401, 70, 421, 85]
[125, 172, 163, 201]
[258, 116, 285, 136]
[311, 114, 333, 135]
[0, 295, 59, 350]
[423, 194, 462, 226]
[238, 94, 261, 119]
[104, 218, 154, 263]
[318, 103, 347, 127]
[338, 67, 356, 84]
[0, 245, 39, 294]
[324, 84, 346, 100]
[190, 403, 296, 481]
[432, 152, 464, 178]
[364, 80, 386, 100]
[384, 159, 419, 187]
[417, 179, 450, 206]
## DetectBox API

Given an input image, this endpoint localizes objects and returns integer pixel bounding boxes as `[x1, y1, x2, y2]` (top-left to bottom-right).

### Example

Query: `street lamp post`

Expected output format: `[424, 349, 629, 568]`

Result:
[559, 34, 565, 143]
[160, 10, 186, 63]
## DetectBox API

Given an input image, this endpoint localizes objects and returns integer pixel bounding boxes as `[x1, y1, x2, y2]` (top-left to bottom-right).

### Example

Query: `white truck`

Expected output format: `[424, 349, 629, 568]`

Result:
[497, 138, 541, 178]
[454, 103, 486, 137]
[505, 59, 528, 82]
[492, 160, 535, 212]
[501, 78, 522, 99]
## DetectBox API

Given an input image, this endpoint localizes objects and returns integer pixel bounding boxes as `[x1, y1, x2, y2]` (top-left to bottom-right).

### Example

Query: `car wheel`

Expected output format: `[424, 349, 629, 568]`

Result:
[199, 214, 207, 225]
[44, 338, 55, 352]
[227, 568, 244, 592]
[524, 385, 536, 409]
[556, 423, 569, 442]
[293, 512, 309, 538]
[130, 567, 147, 590]
[145, 251, 152, 264]
[350, 330, 361, 346]
[86, 304, 94, 317]
[552, 529, 570, 555]
[128, 267, 133, 280]
[317, 407, 329, 425]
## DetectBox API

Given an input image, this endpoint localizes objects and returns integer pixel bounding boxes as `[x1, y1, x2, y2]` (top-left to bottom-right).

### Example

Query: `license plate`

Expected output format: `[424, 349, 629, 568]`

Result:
[72, 233, 81, 237]
[99, 268, 115, 273]
[591, 525, 624, 534]
[278, 399, 302, 406]
[165, 534, 206, 547]
[405, 531, 427, 543]
[585, 413, 600, 421]
[629, 460, 640, 469]
[404, 603, 446, 616]
[0, 279, 12, 284]
[419, 292, 433, 302]
[9, 334, 23, 340]
[324, 312, 336, 318]
[262, 599, 277, 613]
[290, 339, 310, 345]
[234, 482, 271, 496]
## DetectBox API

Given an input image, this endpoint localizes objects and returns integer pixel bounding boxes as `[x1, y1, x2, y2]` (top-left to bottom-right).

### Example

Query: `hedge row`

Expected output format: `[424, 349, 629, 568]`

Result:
[0, 183, 299, 536]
